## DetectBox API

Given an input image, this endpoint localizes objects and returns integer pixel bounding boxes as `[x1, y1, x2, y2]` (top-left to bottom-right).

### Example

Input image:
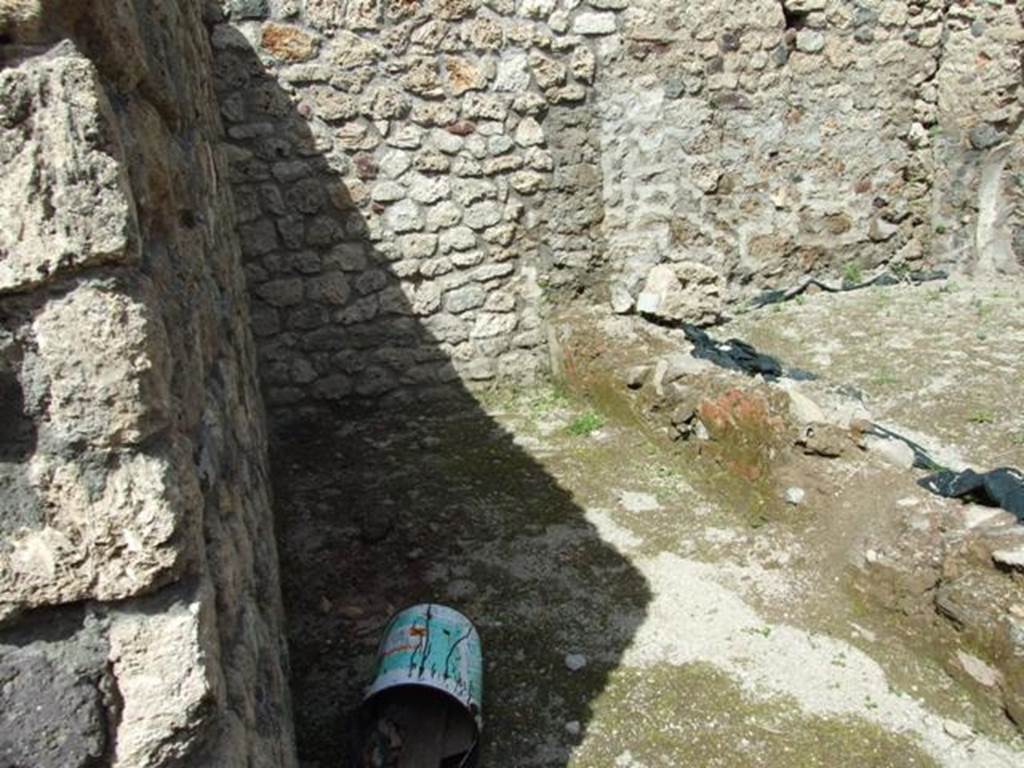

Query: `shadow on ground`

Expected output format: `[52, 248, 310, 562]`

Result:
[212, 31, 651, 767]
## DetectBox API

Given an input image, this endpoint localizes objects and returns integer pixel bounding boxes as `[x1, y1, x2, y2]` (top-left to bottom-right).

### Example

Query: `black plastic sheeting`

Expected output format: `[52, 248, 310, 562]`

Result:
[749, 269, 948, 309]
[864, 424, 1024, 523]
[683, 325, 816, 382]
[920, 468, 1024, 523]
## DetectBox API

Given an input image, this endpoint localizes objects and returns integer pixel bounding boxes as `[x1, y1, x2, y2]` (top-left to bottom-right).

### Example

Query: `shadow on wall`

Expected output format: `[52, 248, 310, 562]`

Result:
[0, 335, 39, 538]
[212, 30, 651, 767]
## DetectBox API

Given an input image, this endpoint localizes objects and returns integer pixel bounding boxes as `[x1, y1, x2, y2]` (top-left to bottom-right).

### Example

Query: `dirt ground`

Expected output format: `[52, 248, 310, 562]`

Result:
[273, 277, 1024, 767]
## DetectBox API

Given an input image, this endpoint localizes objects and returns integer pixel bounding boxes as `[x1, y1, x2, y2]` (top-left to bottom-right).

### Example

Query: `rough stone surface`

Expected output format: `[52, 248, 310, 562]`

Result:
[636, 262, 723, 325]
[598, 0, 1024, 309]
[0, 53, 139, 293]
[216, 0, 621, 410]
[0, 3, 295, 767]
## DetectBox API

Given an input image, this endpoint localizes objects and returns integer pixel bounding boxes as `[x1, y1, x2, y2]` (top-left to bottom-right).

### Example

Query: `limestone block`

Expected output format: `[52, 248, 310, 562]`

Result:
[0, 52, 138, 294]
[25, 279, 172, 449]
[108, 594, 219, 768]
[0, 438, 200, 616]
[636, 262, 723, 326]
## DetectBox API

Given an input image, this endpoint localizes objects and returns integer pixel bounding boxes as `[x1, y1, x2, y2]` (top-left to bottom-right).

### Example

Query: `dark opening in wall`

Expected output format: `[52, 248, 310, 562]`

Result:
[782, 5, 810, 32]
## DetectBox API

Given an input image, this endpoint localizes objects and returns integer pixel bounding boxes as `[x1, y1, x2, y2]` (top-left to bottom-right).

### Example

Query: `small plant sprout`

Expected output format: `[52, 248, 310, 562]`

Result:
[843, 262, 864, 285]
[968, 410, 995, 425]
[568, 411, 605, 436]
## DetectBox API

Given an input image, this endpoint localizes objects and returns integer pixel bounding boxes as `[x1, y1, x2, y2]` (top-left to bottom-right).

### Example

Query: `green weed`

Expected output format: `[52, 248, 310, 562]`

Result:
[843, 262, 864, 285]
[567, 411, 606, 436]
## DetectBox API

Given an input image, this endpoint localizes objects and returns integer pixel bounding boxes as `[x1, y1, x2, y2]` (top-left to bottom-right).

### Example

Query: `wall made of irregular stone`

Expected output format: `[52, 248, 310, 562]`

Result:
[0, 2, 295, 766]
[597, 0, 1023, 314]
[213, 0, 623, 412]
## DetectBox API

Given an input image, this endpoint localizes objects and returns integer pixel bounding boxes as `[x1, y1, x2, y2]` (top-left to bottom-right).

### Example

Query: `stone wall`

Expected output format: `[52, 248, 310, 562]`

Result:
[597, 0, 1024, 312]
[212, 0, 623, 412]
[214, 0, 1023, 409]
[0, 2, 295, 766]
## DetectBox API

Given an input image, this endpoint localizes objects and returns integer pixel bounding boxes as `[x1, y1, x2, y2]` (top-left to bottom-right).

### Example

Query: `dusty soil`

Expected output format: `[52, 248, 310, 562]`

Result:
[273, 277, 1024, 767]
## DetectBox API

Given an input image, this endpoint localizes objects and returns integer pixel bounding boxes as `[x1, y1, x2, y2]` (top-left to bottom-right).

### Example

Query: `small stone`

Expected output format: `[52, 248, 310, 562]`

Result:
[572, 12, 617, 35]
[514, 117, 545, 147]
[379, 150, 412, 179]
[992, 546, 1024, 572]
[464, 201, 503, 230]
[545, 84, 587, 104]
[610, 283, 634, 314]
[968, 124, 1003, 151]
[565, 720, 582, 736]
[261, 22, 318, 62]
[510, 171, 544, 195]
[797, 423, 847, 458]
[432, 0, 474, 20]
[907, 122, 930, 149]
[868, 217, 899, 242]
[520, 0, 556, 18]
[943, 720, 974, 741]
[624, 366, 649, 390]
[529, 53, 566, 90]
[494, 52, 531, 92]
[564, 653, 587, 671]
[371, 181, 405, 202]
[570, 46, 596, 82]
[445, 56, 489, 96]
[462, 94, 508, 121]
[407, 174, 451, 204]
[362, 86, 409, 120]
[956, 651, 1000, 688]
[863, 435, 915, 469]
[444, 284, 487, 314]
[784, 386, 826, 425]
[385, 199, 424, 233]
[784, 487, 806, 505]
[795, 30, 825, 54]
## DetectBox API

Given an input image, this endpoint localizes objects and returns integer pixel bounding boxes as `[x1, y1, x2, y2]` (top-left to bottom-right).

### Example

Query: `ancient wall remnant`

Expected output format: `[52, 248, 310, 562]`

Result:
[212, 0, 1021, 411]
[598, 0, 1024, 311]
[213, 0, 622, 413]
[0, 2, 295, 766]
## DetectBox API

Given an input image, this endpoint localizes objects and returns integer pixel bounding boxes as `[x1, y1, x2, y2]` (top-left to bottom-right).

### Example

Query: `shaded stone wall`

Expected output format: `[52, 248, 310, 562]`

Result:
[0, 2, 295, 766]
[597, 0, 1024, 312]
[213, 0, 622, 412]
